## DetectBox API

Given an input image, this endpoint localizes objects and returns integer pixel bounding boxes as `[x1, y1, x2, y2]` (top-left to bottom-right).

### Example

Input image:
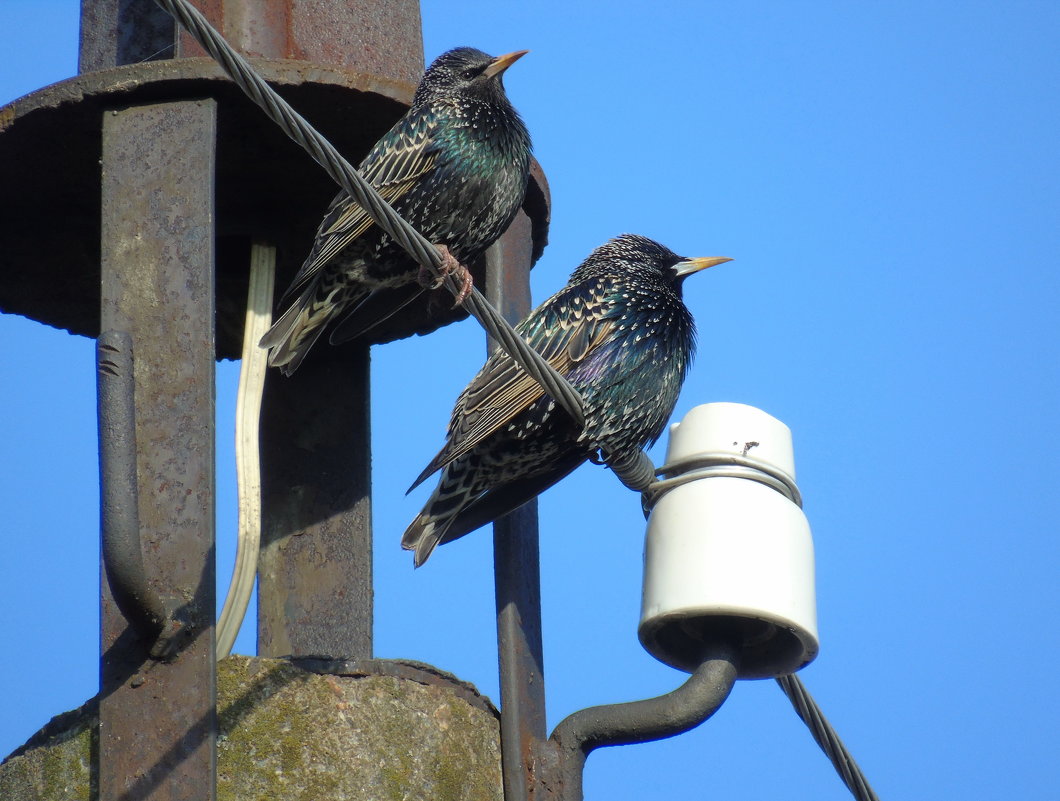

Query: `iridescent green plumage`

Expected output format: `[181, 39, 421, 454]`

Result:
[403, 234, 731, 566]
[261, 47, 532, 374]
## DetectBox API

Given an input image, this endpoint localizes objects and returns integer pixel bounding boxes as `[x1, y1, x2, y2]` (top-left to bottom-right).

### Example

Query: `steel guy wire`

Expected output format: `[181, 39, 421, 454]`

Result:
[776, 674, 882, 801]
[151, 0, 586, 431]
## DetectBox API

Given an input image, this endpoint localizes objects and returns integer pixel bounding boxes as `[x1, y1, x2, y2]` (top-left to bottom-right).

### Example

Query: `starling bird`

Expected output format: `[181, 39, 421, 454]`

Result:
[402, 234, 731, 566]
[260, 47, 533, 374]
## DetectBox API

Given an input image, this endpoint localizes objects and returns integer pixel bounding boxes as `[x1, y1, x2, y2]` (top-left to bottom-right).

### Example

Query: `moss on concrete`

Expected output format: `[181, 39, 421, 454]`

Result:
[0, 656, 502, 801]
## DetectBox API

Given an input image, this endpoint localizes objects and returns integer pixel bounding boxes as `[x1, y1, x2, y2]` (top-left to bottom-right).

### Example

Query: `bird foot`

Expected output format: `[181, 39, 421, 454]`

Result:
[420, 245, 474, 307]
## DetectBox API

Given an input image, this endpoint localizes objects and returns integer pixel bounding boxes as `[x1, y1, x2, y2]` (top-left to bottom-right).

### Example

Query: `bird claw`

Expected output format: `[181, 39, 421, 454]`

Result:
[420, 245, 474, 307]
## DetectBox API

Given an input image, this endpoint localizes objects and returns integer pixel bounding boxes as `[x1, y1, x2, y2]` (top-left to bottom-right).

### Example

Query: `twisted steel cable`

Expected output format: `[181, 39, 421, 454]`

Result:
[776, 674, 881, 801]
[152, 0, 585, 429]
[601, 449, 657, 492]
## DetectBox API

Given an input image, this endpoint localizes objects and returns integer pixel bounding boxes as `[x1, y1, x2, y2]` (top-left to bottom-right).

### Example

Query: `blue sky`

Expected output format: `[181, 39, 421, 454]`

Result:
[2, 1, 1059, 798]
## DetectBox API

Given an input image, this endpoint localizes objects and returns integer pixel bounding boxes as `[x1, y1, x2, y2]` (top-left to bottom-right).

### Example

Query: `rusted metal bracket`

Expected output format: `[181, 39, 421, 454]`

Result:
[98, 330, 199, 662]
[537, 641, 739, 800]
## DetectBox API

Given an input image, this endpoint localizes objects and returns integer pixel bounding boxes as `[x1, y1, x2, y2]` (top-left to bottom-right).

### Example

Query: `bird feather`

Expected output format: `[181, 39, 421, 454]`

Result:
[408, 280, 616, 490]
[276, 113, 441, 307]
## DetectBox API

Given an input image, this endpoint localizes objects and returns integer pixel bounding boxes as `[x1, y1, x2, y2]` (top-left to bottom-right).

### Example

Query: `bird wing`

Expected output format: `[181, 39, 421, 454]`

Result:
[436, 451, 587, 546]
[409, 279, 616, 490]
[277, 110, 441, 305]
[327, 283, 427, 345]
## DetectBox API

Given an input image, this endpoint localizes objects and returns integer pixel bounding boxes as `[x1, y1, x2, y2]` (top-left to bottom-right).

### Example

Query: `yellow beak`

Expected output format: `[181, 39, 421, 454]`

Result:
[484, 50, 529, 79]
[673, 256, 733, 278]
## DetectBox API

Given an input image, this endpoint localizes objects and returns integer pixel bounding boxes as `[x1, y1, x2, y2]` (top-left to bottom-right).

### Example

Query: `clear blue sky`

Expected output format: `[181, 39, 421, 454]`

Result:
[3, 1, 1059, 798]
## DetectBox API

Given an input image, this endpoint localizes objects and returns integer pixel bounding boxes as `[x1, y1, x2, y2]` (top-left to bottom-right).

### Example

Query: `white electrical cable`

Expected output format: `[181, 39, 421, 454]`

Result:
[216, 242, 275, 659]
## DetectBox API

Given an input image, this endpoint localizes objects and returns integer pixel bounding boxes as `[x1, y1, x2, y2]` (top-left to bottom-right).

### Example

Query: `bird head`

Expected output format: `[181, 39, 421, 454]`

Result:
[415, 47, 529, 106]
[576, 234, 732, 291]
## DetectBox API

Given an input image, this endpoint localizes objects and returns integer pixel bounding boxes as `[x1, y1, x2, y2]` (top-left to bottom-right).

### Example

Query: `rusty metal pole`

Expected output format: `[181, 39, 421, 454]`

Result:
[252, 0, 423, 662]
[60, 4, 559, 798]
[256, 350, 375, 659]
[79, 0, 177, 71]
[486, 210, 549, 801]
[84, 1, 419, 795]
[80, 0, 422, 80]
[98, 97, 218, 801]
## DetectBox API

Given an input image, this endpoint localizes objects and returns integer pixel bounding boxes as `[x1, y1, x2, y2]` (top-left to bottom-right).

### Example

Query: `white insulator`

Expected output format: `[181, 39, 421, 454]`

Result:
[638, 402, 819, 678]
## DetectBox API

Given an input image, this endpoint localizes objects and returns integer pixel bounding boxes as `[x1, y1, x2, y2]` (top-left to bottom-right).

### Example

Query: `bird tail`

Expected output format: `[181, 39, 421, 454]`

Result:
[401, 469, 471, 567]
[401, 512, 450, 569]
[259, 285, 367, 376]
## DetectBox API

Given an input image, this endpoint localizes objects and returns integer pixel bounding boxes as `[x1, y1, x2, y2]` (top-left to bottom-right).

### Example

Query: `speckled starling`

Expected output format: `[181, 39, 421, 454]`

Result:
[260, 47, 532, 374]
[402, 234, 732, 566]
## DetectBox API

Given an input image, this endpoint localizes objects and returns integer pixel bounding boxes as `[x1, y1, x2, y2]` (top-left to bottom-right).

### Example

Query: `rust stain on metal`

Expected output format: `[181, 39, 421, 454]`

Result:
[0, 60, 414, 355]
[0, 52, 551, 351]
[99, 98, 218, 801]
[257, 347, 373, 661]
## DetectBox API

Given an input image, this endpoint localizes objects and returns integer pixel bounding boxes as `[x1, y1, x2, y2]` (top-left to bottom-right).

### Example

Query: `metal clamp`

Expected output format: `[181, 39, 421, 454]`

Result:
[645, 451, 803, 510]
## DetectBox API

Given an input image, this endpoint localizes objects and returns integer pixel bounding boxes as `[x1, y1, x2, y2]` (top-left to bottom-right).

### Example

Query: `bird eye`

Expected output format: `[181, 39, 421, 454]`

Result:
[461, 66, 482, 80]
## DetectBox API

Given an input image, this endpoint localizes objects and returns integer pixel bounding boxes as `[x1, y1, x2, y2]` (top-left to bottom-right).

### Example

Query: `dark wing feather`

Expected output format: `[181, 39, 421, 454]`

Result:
[435, 452, 587, 546]
[327, 283, 426, 345]
[277, 110, 441, 305]
[409, 279, 616, 490]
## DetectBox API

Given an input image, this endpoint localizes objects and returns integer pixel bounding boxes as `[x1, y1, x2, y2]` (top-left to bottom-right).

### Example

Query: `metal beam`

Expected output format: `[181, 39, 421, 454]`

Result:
[98, 98, 218, 801]
[80, 0, 423, 85]
[248, 0, 423, 665]
[486, 210, 548, 801]
[256, 346, 373, 660]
